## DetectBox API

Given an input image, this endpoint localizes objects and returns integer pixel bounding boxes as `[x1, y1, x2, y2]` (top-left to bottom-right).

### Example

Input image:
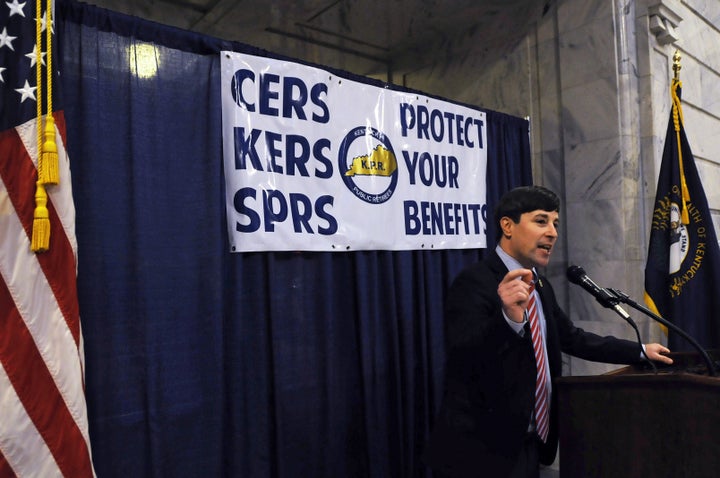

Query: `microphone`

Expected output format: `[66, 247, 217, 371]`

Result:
[566, 265, 632, 320]
[566, 265, 717, 375]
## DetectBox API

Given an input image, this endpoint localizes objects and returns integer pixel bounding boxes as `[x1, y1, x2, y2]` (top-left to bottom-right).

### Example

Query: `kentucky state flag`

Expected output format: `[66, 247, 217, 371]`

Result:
[644, 77, 720, 351]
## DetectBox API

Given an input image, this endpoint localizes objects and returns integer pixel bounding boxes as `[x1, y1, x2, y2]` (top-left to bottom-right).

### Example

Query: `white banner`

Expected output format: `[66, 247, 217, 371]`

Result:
[221, 51, 488, 252]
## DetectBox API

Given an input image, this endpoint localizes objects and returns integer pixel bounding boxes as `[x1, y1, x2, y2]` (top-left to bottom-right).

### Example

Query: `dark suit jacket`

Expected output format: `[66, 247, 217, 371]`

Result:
[424, 251, 642, 477]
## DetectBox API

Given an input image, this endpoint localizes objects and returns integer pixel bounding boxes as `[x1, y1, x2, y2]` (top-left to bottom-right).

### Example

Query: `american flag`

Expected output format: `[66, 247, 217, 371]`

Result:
[0, 1, 94, 476]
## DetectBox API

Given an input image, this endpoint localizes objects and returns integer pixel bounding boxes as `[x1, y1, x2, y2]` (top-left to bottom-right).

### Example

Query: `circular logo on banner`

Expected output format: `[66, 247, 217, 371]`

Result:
[338, 126, 399, 204]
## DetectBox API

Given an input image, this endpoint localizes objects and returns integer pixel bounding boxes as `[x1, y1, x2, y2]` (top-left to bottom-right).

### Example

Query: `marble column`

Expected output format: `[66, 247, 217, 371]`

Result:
[554, 0, 666, 375]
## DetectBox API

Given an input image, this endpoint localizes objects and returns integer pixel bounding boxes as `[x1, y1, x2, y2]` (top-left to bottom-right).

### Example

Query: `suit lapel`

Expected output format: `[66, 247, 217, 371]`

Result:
[487, 250, 510, 282]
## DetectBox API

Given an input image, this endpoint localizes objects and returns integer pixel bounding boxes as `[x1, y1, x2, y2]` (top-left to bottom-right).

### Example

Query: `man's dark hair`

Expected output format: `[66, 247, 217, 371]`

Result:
[494, 185, 560, 241]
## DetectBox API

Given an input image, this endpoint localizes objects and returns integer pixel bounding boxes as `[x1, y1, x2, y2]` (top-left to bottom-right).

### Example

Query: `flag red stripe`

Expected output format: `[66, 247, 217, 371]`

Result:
[36, 112, 82, 347]
[0, 122, 80, 348]
[1, 121, 92, 475]
[0, 128, 37, 235]
[0, 279, 93, 477]
[0, 450, 17, 478]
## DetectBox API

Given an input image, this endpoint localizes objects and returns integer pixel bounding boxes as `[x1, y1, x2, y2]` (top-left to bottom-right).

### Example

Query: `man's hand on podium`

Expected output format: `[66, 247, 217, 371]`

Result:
[644, 343, 673, 364]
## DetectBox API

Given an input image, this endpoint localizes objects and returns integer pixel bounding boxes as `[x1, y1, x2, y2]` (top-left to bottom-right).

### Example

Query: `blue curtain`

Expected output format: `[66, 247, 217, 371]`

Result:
[56, 1, 532, 476]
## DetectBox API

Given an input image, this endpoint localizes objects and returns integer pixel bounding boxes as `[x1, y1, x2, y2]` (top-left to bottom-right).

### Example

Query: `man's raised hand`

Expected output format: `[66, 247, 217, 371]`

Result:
[497, 269, 534, 323]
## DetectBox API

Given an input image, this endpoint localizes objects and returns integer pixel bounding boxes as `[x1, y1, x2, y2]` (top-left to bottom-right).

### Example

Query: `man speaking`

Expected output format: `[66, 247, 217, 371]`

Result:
[424, 185, 672, 477]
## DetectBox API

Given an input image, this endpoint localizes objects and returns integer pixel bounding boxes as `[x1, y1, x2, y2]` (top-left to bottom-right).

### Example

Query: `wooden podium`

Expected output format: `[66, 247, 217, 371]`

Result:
[556, 352, 720, 478]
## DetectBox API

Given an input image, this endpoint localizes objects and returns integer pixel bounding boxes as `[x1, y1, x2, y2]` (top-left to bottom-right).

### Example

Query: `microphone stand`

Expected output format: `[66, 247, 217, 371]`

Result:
[606, 288, 717, 376]
[600, 299, 657, 374]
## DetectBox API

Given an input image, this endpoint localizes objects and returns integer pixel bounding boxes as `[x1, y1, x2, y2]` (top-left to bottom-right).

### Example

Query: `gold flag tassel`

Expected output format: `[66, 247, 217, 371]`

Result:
[32, 183, 51, 251]
[671, 51, 690, 225]
[32, 0, 52, 252]
[40, 0, 59, 185]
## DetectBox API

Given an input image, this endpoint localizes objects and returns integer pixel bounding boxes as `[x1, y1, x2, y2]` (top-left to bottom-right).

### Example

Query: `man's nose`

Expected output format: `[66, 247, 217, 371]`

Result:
[547, 223, 558, 237]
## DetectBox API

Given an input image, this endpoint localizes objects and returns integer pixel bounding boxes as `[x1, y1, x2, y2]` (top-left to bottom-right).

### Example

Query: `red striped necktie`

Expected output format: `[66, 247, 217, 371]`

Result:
[528, 282, 550, 442]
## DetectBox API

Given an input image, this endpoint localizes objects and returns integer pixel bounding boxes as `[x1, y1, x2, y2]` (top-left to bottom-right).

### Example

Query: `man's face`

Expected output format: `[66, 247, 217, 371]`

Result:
[500, 209, 559, 269]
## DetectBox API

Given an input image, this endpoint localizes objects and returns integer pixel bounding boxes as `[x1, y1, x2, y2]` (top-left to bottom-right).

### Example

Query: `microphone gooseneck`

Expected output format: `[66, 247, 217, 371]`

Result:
[566, 264, 717, 376]
[566, 265, 651, 369]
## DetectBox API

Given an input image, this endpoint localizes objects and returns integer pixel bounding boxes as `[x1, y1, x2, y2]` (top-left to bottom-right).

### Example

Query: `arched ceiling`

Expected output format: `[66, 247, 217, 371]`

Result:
[82, 0, 552, 79]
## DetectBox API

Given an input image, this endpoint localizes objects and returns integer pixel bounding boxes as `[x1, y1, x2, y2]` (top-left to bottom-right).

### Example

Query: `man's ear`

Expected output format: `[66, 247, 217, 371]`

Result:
[499, 216, 513, 238]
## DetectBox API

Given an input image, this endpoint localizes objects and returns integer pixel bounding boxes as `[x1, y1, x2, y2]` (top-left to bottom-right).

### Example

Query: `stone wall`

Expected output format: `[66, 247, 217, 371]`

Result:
[402, 0, 720, 375]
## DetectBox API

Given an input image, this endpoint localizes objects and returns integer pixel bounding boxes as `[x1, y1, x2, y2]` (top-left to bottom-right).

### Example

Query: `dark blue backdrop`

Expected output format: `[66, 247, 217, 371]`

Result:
[57, 1, 532, 476]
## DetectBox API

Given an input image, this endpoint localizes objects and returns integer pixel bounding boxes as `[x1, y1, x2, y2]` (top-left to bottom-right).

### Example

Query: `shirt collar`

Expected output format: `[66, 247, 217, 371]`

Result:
[495, 245, 538, 284]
